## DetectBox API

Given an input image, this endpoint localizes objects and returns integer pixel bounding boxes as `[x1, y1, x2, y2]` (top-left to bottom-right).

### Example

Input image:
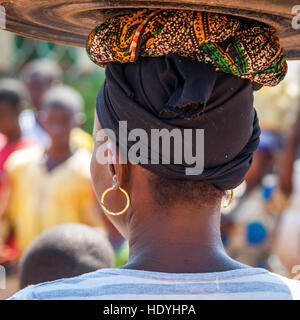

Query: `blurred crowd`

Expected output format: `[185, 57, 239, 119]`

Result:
[221, 61, 300, 278]
[0, 58, 129, 298]
[1, 53, 300, 298]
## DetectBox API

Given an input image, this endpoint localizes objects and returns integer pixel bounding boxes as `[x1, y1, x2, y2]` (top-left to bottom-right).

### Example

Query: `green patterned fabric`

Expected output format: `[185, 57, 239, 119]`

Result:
[86, 9, 287, 87]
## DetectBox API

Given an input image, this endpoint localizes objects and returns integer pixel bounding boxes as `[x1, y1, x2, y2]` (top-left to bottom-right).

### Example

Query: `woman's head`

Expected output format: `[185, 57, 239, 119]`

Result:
[90, 55, 261, 238]
[91, 112, 225, 239]
[94, 55, 259, 179]
[87, 9, 287, 272]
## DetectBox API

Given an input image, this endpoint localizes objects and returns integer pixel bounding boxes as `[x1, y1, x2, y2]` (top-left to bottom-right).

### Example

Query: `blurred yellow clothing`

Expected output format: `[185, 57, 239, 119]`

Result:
[70, 127, 94, 152]
[4, 146, 100, 254]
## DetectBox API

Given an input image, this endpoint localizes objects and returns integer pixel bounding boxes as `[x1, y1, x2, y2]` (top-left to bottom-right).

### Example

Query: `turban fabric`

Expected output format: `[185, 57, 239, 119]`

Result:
[96, 54, 261, 190]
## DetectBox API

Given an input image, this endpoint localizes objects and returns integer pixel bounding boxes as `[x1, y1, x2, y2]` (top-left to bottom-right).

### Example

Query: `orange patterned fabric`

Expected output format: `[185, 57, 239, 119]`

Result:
[86, 9, 287, 87]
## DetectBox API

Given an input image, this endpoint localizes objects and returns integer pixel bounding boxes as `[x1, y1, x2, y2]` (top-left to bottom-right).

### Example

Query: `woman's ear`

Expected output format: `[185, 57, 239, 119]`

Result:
[109, 152, 130, 189]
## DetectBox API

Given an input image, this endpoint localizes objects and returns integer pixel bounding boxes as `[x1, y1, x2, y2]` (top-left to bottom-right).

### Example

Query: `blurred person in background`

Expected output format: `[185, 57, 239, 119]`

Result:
[245, 130, 284, 195]
[1, 85, 101, 258]
[273, 107, 300, 277]
[20, 58, 94, 151]
[221, 65, 300, 274]
[0, 79, 35, 266]
[223, 145, 283, 271]
[19, 223, 114, 289]
[245, 65, 300, 198]
[256, 62, 300, 277]
[0, 79, 34, 173]
[20, 59, 62, 147]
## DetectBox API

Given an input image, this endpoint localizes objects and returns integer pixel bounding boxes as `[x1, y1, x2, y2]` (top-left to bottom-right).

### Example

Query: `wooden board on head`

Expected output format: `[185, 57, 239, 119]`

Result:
[0, 0, 300, 59]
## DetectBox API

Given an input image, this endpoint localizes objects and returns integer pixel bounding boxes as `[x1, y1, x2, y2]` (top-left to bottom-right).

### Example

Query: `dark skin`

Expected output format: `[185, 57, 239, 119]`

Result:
[100, 212, 126, 250]
[91, 113, 247, 273]
[40, 104, 74, 171]
[25, 75, 52, 113]
[244, 150, 275, 195]
[24, 75, 54, 134]
[0, 102, 22, 144]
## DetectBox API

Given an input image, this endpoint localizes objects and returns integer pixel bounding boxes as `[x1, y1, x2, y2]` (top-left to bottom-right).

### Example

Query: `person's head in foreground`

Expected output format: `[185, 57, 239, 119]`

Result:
[9, 9, 300, 300]
[19, 223, 114, 289]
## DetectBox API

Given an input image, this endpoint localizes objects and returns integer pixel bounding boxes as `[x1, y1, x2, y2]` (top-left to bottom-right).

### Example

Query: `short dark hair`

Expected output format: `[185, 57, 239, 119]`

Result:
[149, 175, 225, 207]
[19, 223, 115, 289]
[0, 78, 28, 110]
[0, 90, 21, 109]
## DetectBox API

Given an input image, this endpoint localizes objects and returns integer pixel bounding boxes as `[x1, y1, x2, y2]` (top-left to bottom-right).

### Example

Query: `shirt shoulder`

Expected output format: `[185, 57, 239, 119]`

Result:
[8, 268, 300, 300]
[8, 269, 115, 300]
[4, 145, 43, 175]
[68, 148, 92, 179]
[70, 128, 94, 152]
[268, 272, 300, 300]
[8, 285, 35, 300]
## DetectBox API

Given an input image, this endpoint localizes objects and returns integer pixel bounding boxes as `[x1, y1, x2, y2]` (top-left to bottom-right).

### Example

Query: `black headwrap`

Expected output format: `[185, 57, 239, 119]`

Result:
[96, 54, 261, 190]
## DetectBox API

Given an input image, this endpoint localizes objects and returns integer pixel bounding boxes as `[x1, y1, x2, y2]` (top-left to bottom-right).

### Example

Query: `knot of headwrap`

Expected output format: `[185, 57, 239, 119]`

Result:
[96, 54, 261, 190]
[87, 9, 287, 87]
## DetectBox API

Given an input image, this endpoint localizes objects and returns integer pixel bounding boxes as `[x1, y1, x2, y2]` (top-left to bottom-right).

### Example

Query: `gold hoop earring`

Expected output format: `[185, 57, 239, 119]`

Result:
[100, 176, 130, 216]
[221, 190, 234, 209]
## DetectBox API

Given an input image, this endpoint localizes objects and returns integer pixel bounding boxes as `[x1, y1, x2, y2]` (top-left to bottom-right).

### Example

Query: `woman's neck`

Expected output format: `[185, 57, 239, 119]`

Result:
[45, 144, 73, 171]
[47, 143, 72, 160]
[123, 205, 247, 273]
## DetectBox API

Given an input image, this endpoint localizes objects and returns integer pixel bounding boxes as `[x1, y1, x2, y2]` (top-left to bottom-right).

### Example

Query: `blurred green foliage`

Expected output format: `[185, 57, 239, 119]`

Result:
[66, 69, 105, 135]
